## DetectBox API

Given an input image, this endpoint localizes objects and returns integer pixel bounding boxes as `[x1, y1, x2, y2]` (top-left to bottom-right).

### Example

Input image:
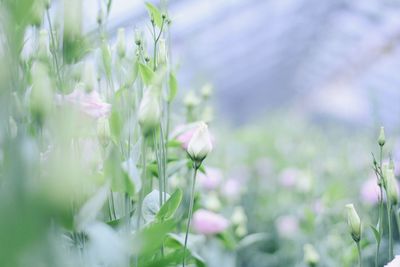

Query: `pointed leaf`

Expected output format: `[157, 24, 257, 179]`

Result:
[157, 189, 183, 220]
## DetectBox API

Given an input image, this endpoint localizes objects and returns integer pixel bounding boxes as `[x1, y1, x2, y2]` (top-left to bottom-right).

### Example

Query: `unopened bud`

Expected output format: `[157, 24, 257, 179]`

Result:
[9, 116, 17, 138]
[138, 89, 161, 136]
[96, 9, 104, 25]
[134, 29, 143, 46]
[116, 28, 126, 58]
[187, 122, 212, 166]
[183, 90, 200, 108]
[82, 61, 96, 92]
[30, 0, 46, 26]
[157, 38, 167, 66]
[97, 117, 111, 147]
[231, 206, 247, 225]
[37, 29, 50, 61]
[345, 204, 361, 243]
[201, 83, 213, 99]
[378, 127, 385, 147]
[63, 0, 82, 39]
[303, 244, 320, 267]
[386, 169, 399, 206]
[30, 61, 53, 125]
[101, 41, 112, 79]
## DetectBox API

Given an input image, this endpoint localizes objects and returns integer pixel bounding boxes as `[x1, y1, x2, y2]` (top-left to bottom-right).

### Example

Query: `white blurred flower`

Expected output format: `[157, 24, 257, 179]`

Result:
[385, 255, 400, 267]
[276, 215, 299, 238]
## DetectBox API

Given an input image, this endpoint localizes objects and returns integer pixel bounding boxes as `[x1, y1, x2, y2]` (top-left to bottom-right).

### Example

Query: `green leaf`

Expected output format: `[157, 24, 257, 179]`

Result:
[157, 189, 183, 220]
[168, 72, 178, 102]
[370, 225, 381, 243]
[139, 63, 154, 85]
[165, 234, 206, 267]
[133, 219, 176, 256]
[145, 2, 163, 28]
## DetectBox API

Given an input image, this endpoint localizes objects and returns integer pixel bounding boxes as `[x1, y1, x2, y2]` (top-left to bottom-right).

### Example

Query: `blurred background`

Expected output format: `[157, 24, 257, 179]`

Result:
[78, 0, 400, 128]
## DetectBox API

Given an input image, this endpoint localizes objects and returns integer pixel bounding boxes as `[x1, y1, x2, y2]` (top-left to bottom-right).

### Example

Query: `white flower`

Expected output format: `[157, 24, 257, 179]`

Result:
[385, 255, 400, 267]
[187, 122, 212, 164]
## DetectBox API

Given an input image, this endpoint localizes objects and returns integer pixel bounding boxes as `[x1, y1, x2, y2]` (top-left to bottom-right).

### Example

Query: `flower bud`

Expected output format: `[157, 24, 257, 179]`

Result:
[116, 28, 126, 59]
[201, 83, 213, 99]
[82, 61, 97, 92]
[97, 117, 111, 147]
[345, 203, 361, 242]
[303, 244, 320, 267]
[101, 41, 112, 79]
[63, 0, 82, 39]
[157, 38, 167, 65]
[9, 116, 17, 138]
[134, 29, 143, 46]
[29, 61, 53, 125]
[96, 9, 104, 25]
[386, 169, 399, 206]
[183, 90, 200, 109]
[378, 126, 385, 147]
[138, 89, 161, 136]
[231, 206, 247, 225]
[37, 29, 50, 61]
[30, 0, 46, 26]
[235, 224, 247, 237]
[187, 122, 212, 165]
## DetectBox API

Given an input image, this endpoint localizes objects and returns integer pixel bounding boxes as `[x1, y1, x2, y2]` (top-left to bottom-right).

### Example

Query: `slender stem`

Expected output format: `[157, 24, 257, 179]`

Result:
[387, 201, 393, 260]
[46, 9, 62, 91]
[153, 131, 163, 206]
[125, 193, 130, 232]
[159, 124, 167, 203]
[136, 139, 147, 230]
[183, 167, 198, 267]
[110, 190, 117, 220]
[357, 241, 362, 267]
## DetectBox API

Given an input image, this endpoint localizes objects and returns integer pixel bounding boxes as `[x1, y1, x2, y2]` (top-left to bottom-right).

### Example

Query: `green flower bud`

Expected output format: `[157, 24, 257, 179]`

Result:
[9, 116, 17, 138]
[386, 169, 399, 206]
[30, 0, 46, 27]
[101, 41, 112, 79]
[303, 244, 320, 267]
[63, 0, 82, 39]
[97, 117, 111, 148]
[345, 204, 361, 242]
[82, 61, 96, 92]
[378, 126, 385, 147]
[116, 28, 126, 59]
[135, 29, 143, 46]
[201, 83, 213, 99]
[37, 29, 50, 61]
[157, 38, 167, 65]
[29, 61, 53, 125]
[183, 90, 200, 108]
[138, 90, 161, 136]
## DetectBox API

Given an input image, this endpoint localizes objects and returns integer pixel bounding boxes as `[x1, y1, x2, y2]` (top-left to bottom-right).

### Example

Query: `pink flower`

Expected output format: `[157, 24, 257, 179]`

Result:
[197, 167, 223, 191]
[280, 168, 299, 187]
[177, 127, 196, 150]
[192, 209, 229, 235]
[360, 176, 381, 205]
[63, 89, 111, 119]
[221, 178, 242, 201]
[276, 215, 299, 238]
[172, 122, 214, 150]
[385, 255, 400, 267]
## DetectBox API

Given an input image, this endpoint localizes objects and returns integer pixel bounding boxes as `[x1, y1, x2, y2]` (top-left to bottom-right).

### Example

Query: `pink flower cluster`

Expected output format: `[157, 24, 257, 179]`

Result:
[60, 89, 111, 119]
[192, 209, 229, 235]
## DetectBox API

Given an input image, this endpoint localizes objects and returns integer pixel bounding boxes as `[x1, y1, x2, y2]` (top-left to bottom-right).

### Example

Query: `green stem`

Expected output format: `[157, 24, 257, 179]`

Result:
[395, 207, 400, 235]
[182, 167, 198, 267]
[46, 9, 63, 91]
[153, 131, 163, 207]
[357, 241, 362, 267]
[387, 201, 393, 260]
